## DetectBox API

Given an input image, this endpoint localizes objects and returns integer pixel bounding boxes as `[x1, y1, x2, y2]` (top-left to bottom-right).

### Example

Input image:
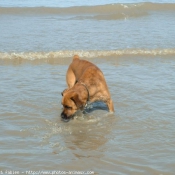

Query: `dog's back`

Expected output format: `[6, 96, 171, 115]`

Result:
[70, 55, 100, 81]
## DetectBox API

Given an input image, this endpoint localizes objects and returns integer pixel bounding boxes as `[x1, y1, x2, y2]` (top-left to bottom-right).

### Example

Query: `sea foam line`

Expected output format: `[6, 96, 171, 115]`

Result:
[0, 49, 175, 61]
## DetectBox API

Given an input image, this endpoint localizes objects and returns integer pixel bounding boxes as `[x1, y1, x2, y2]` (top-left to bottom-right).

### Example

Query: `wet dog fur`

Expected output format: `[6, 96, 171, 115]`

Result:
[61, 55, 114, 122]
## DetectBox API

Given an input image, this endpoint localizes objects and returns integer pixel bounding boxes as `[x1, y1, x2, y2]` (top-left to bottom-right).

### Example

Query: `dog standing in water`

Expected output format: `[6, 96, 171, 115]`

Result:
[61, 55, 114, 122]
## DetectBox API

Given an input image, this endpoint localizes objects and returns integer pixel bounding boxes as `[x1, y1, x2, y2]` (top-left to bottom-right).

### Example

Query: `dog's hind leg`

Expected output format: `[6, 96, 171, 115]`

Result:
[106, 99, 114, 112]
[66, 67, 76, 88]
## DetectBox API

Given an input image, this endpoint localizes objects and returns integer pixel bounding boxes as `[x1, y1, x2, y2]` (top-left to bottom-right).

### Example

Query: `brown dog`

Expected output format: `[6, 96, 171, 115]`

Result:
[61, 55, 114, 121]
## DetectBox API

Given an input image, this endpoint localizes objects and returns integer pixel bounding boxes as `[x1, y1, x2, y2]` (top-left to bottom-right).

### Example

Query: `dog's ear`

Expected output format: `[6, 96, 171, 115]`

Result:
[70, 92, 83, 109]
[61, 89, 68, 96]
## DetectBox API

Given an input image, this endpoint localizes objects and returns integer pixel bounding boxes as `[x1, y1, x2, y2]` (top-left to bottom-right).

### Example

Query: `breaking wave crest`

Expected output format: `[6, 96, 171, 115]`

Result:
[0, 49, 175, 64]
[1, 3, 175, 20]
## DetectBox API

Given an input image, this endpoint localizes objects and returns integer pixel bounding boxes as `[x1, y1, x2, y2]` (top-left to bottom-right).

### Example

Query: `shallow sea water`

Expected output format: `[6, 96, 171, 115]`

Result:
[1, 55, 175, 174]
[1, 0, 175, 174]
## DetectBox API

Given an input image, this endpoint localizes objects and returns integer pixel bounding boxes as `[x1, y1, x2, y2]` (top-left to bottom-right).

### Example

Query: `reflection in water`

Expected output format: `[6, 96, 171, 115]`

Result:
[61, 109, 116, 158]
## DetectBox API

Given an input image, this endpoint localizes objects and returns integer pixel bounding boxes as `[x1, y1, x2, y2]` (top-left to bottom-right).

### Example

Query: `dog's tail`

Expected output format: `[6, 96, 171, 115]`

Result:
[73, 55, 80, 60]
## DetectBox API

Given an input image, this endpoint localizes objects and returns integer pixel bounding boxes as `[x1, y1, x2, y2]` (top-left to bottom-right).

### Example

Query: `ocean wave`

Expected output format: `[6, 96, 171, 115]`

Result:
[0, 49, 175, 63]
[1, 3, 175, 20]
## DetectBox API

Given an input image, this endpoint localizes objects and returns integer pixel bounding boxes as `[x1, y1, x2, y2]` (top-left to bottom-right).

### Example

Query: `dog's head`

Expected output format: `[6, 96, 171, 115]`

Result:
[61, 89, 83, 122]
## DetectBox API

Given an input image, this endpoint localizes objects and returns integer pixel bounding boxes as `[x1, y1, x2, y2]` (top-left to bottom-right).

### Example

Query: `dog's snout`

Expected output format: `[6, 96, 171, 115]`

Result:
[61, 112, 70, 122]
[61, 112, 66, 118]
